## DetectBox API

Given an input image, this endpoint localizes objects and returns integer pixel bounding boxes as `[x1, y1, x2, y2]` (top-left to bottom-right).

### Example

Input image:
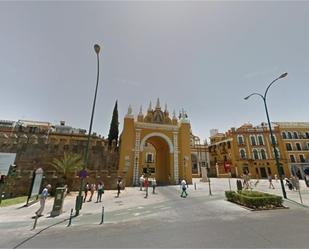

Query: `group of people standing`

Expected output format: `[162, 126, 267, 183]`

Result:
[139, 175, 157, 195]
[83, 182, 105, 203]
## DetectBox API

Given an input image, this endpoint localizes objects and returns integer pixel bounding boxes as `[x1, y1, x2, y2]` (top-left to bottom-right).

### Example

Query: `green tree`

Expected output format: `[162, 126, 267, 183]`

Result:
[108, 100, 119, 146]
[50, 152, 83, 191]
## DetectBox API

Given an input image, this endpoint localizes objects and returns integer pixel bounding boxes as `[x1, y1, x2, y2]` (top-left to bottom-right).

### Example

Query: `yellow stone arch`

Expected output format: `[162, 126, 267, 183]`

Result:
[118, 100, 192, 186]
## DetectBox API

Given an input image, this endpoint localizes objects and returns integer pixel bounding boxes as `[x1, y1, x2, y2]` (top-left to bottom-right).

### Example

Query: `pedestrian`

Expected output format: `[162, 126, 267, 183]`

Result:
[268, 175, 275, 189]
[139, 174, 144, 191]
[83, 182, 90, 203]
[274, 174, 278, 182]
[285, 178, 293, 190]
[291, 176, 299, 191]
[144, 177, 149, 198]
[116, 178, 122, 197]
[96, 182, 104, 202]
[254, 176, 259, 187]
[35, 184, 51, 217]
[152, 177, 157, 194]
[88, 183, 96, 202]
[180, 179, 188, 198]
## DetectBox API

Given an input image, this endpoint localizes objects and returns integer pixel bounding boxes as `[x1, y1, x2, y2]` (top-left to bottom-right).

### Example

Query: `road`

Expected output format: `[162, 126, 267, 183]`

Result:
[15, 185, 309, 248]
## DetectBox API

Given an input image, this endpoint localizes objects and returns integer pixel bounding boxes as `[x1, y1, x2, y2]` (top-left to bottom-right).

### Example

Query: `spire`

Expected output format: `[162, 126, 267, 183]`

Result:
[148, 101, 152, 112]
[127, 104, 132, 115]
[164, 103, 168, 112]
[138, 105, 143, 116]
[156, 98, 160, 109]
[173, 109, 176, 119]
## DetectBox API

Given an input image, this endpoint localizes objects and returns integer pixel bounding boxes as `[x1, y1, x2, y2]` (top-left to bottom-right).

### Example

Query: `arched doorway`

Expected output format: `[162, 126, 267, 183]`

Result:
[140, 133, 173, 185]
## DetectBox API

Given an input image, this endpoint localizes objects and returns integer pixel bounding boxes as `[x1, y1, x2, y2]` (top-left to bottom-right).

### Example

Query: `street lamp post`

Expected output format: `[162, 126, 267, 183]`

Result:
[244, 72, 288, 199]
[75, 44, 101, 216]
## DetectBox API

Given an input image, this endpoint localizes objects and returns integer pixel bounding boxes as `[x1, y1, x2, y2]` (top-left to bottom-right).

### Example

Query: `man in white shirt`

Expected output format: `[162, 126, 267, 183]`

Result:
[35, 184, 51, 217]
[180, 179, 188, 198]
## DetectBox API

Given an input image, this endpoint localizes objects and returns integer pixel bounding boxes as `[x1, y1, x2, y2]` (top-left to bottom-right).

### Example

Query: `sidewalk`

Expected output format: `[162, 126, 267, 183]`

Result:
[1, 178, 308, 248]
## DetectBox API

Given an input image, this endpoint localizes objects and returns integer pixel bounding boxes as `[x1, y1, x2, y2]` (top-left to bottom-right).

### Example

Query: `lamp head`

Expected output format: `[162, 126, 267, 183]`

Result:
[94, 44, 101, 54]
[244, 95, 250, 100]
[279, 72, 288, 79]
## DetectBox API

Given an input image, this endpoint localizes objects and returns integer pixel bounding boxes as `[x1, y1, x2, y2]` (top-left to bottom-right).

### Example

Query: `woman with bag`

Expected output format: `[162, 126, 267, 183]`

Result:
[96, 181, 104, 202]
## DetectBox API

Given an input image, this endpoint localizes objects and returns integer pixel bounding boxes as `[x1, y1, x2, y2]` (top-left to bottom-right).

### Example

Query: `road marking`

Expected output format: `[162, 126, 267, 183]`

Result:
[160, 206, 171, 210]
[114, 212, 129, 216]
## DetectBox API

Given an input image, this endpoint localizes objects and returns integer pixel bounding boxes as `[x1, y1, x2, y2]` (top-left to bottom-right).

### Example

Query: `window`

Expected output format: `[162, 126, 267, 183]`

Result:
[253, 149, 259, 160]
[239, 149, 246, 159]
[260, 149, 267, 160]
[286, 143, 292, 151]
[227, 141, 231, 149]
[250, 136, 256, 146]
[290, 155, 296, 163]
[293, 132, 299, 139]
[269, 135, 277, 145]
[296, 143, 302, 151]
[287, 132, 292, 139]
[273, 147, 281, 159]
[282, 132, 287, 139]
[299, 155, 305, 163]
[306, 132, 309, 139]
[237, 135, 244, 145]
[146, 153, 153, 163]
[257, 135, 264, 145]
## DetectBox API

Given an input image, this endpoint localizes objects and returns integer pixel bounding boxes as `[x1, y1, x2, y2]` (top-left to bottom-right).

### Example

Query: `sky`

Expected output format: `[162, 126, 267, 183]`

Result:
[0, 1, 308, 141]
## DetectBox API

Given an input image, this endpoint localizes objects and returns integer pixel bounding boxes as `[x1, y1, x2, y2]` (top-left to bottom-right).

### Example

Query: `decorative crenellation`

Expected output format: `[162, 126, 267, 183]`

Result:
[136, 99, 191, 126]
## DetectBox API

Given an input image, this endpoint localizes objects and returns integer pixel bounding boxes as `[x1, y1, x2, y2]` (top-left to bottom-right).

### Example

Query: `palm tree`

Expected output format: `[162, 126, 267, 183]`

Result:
[50, 152, 84, 191]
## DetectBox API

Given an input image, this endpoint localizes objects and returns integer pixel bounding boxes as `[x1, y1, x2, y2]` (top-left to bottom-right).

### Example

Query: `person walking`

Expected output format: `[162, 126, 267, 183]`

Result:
[116, 178, 122, 198]
[35, 184, 51, 217]
[88, 183, 96, 202]
[139, 174, 144, 191]
[268, 175, 275, 189]
[180, 179, 188, 198]
[96, 182, 104, 202]
[152, 177, 157, 194]
[83, 182, 90, 203]
[144, 177, 149, 198]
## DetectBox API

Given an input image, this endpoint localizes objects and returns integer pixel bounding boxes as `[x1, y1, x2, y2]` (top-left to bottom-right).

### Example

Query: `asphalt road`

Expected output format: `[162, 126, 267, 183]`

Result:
[16, 186, 309, 248]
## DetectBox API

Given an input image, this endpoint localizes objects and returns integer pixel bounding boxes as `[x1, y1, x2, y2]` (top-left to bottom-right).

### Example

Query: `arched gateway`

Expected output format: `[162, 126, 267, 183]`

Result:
[118, 99, 192, 186]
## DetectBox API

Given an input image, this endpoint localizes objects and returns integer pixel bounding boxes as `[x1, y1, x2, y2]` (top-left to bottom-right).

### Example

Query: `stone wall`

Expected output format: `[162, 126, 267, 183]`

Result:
[0, 138, 120, 197]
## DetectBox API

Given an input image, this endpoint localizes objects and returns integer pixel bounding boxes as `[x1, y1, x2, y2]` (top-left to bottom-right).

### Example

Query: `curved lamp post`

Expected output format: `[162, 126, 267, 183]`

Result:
[244, 72, 288, 199]
[75, 44, 101, 216]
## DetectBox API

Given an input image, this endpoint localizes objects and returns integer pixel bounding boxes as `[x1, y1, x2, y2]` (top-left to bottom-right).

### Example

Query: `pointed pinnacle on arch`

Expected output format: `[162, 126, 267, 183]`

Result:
[138, 105, 143, 116]
[127, 104, 132, 115]
[173, 109, 177, 119]
[148, 101, 152, 111]
[156, 98, 160, 109]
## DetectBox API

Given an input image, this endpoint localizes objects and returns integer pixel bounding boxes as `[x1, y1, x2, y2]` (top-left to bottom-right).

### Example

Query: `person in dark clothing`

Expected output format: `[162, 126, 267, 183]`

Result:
[116, 178, 122, 197]
[83, 182, 90, 203]
[96, 182, 104, 202]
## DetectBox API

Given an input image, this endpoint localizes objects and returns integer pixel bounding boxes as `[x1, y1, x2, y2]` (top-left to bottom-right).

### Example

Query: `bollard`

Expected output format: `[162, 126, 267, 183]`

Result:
[67, 208, 73, 227]
[100, 206, 104, 225]
[194, 182, 196, 190]
[32, 215, 39, 230]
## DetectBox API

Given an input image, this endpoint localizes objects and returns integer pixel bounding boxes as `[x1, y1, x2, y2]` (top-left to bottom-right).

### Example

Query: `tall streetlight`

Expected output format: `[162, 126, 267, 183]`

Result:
[75, 44, 101, 216]
[244, 72, 288, 199]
